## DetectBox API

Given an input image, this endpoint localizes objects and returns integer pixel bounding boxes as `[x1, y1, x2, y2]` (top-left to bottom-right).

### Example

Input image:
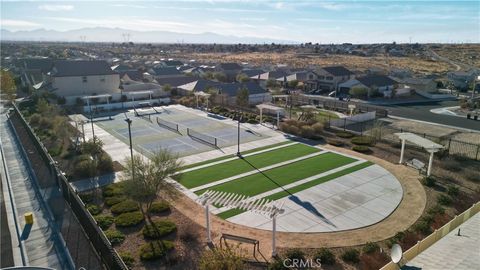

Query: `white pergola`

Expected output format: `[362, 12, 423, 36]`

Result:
[124, 90, 154, 102]
[82, 94, 112, 113]
[395, 132, 444, 176]
[194, 91, 211, 110]
[256, 103, 285, 128]
[197, 190, 285, 257]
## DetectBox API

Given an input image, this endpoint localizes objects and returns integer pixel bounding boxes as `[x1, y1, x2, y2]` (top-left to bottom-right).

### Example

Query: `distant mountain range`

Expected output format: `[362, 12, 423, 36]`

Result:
[0, 27, 296, 44]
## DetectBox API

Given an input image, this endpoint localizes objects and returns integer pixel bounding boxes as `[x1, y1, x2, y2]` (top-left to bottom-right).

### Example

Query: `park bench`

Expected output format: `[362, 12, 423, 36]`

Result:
[406, 158, 427, 175]
[220, 233, 260, 258]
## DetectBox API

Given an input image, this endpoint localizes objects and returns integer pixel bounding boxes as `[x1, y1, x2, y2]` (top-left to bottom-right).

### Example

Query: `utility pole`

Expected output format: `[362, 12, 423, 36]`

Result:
[125, 118, 134, 181]
[237, 111, 241, 157]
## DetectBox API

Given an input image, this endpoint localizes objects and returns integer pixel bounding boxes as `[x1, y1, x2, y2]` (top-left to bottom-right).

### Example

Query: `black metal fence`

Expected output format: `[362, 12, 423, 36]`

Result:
[11, 103, 128, 270]
[327, 117, 480, 160]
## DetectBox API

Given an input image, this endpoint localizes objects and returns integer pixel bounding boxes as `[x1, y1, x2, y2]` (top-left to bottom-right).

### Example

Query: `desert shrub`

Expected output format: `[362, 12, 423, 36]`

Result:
[284, 248, 306, 261]
[199, 246, 245, 270]
[437, 194, 452, 206]
[414, 220, 432, 235]
[421, 176, 436, 187]
[387, 231, 405, 248]
[427, 204, 445, 215]
[139, 240, 174, 260]
[465, 170, 480, 182]
[247, 118, 258, 124]
[362, 242, 379, 254]
[441, 159, 461, 172]
[142, 220, 177, 239]
[79, 192, 94, 203]
[351, 136, 374, 146]
[97, 153, 113, 174]
[115, 211, 144, 227]
[105, 196, 126, 207]
[119, 251, 135, 267]
[268, 257, 288, 270]
[86, 204, 102, 215]
[179, 224, 199, 243]
[299, 125, 315, 138]
[341, 249, 360, 264]
[148, 201, 170, 214]
[103, 182, 126, 197]
[328, 139, 344, 146]
[311, 122, 324, 134]
[336, 131, 354, 138]
[352, 145, 371, 153]
[74, 159, 96, 178]
[94, 214, 114, 230]
[314, 248, 335, 265]
[104, 229, 125, 245]
[111, 200, 139, 214]
[29, 113, 42, 126]
[447, 185, 460, 197]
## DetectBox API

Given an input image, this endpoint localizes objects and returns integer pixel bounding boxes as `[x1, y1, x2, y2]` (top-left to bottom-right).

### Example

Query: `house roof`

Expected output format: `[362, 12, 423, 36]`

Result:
[178, 80, 267, 96]
[241, 69, 265, 77]
[256, 70, 287, 80]
[120, 70, 144, 82]
[52, 60, 117, 77]
[155, 76, 199, 87]
[162, 60, 183, 67]
[218, 62, 242, 70]
[322, 66, 354, 76]
[112, 64, 133, 71]
[356, 75, 397, 87]
[152, 66, 182, 76]
[23, 58, 54, 73]
[401, 77, 434, 85]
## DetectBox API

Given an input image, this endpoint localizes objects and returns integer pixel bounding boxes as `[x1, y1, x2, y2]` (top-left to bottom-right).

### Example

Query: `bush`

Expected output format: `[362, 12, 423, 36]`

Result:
[199, 246, 245, 270]
[414, 220, 432, 235]
[139, 240, 174, 260]
[179, 225, 199, 243]
[341, 249, 360, 264]
[142, 220, 177, 239]
[284, 248, 305, 261]
[148, 201, 170, 214]
[465, 170, 479, 182]
[351, 136, 374, 146]
[103, 182, 126, 197]
[427, 204, 445, 215]
[87, 204, 102, 215]
[299, 125, 315, 138]
[437, 194, 452, 206]
[111, 200, 140, 214]
[311, 122, 324, 135]
[336, 131, 354, 138]
[119, 251, 135, 267]
[447, 185, 460, 197]
[362, 242, 379, 254]
[105, 196, 126, 207]
[97, 153, 113, 174]
[95, 214, 114, 230]
[115, 211, 144, 227]
[352, 145, 371, 153]
[74, 159, 96, 178]
[104, 229, 125, 245]
[422, 176, 436, 187]
[328, 139, 344, 146]
[79, 192, 94, 203]
[314, 248, 335, 265]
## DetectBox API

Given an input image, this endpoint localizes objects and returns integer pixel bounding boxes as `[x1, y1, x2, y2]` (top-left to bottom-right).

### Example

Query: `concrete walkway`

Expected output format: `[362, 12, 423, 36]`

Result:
[0, 113, 71, 269]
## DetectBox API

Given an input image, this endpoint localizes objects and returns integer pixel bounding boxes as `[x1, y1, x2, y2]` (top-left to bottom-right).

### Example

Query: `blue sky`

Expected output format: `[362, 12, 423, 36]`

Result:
[1, 0, 479, 43]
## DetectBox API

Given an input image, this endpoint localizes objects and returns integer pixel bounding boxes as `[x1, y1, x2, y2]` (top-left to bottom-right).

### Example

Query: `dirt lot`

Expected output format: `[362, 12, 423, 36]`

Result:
[183, 51, 455, 74]
[431, 44, 480, 69]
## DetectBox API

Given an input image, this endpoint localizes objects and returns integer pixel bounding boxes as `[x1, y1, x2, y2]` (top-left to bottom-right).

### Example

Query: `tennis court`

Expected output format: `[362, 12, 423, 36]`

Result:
[90, 105, 270, 157]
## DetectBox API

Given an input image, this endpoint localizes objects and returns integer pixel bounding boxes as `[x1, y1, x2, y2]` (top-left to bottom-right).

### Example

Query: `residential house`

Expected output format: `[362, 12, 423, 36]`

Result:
[50, 60, 120, 103]
[150, 66, 183, 79]
[398, 78, 437, 93]
[252, 70, 287, 89]
[159, 60, 184, 68]
[119, 70, 144, 83]
[447, 70, 478, 90]
[338, 75, 397, 97]
[315, 66, 354, 92]
[215, 62, 243, 81]
[283, 71, 318, 91]
[18, 58, 54, 87]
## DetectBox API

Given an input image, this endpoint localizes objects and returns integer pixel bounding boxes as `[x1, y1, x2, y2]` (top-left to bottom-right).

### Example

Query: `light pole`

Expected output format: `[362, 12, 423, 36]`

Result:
[125, 118, 134, 181]
[237, 111, 241, 157]
[90, 109, 95, 143]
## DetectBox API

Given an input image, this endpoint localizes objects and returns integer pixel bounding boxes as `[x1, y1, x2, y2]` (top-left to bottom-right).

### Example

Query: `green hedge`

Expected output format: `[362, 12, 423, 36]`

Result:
[139, 240, 174, 260]
[94, 214, 114, 230]
[362, 242, 379, 254]
[119, 252, 135, 267]
[103, 182, 126, 197]
[328, 139, 344, 147]
[336, 131, 354, 138]
[314, 248, 335, 265]
[111, 200, 139, 214]
[86, 204, 102, 215]
[148, 201, 170, 214]
[341, 249, 359, 264]
[115, 211, 144, 227]
[142, 220, 177, 239]
[104, 229, 125, 245]
[351, 136, 374, 146]
[105, 196, 126, 207]
[352, 145, 371, 153]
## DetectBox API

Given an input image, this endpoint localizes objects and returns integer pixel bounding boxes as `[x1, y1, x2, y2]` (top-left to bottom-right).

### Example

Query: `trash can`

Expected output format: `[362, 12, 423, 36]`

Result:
[24, 212, 34, 225]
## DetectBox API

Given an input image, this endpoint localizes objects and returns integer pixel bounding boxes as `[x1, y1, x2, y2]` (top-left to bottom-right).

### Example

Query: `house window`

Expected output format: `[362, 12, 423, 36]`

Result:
[82, 76, 87, 83]
[319, 76, 325, 80]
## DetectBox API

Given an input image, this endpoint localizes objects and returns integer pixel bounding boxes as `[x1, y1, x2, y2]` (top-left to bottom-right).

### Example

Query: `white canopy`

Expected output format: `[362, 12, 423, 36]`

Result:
[395, 132, 443, 152]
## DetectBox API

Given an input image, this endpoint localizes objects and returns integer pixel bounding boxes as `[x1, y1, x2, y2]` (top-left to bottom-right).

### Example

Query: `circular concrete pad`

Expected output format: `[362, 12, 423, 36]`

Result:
[226, 164, 403, 232]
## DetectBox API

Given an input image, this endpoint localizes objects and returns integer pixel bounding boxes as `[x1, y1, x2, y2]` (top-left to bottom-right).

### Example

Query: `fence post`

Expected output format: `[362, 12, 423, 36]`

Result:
[476, 145, 480, 160]
[448, 139, 452, 151]
[344, 118, 346, 131]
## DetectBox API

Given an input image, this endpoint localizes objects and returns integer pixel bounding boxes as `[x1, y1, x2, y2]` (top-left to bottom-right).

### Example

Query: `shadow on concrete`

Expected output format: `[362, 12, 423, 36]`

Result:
[20, 223, 32, 240]
[288, 195, 336, 227]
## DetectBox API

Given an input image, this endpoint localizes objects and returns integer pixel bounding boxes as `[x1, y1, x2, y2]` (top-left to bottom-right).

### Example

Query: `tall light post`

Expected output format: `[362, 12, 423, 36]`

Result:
[237, 111, 242, 157]
[90, 109, 95, 143]
[125, 118, 134, 181]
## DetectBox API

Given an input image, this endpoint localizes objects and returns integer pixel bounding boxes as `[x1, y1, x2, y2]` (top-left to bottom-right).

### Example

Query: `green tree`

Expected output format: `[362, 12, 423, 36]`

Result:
[288, 80, 299, 89]
[0, 70, 16, 101]
[236, 87, 249, 107]
[266, 79, 279, 89]
[236, 73, 250, 82]
[214, 72, 227, 82]
[122, 149, 182, 218]
[163, 84, 172, 92]
[349, 87, 369, 98]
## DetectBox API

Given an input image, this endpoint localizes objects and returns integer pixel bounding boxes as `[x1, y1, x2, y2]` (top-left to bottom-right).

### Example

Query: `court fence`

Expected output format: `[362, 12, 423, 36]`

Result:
[380, 202, 480, 270]
[10, 103, 128, 270]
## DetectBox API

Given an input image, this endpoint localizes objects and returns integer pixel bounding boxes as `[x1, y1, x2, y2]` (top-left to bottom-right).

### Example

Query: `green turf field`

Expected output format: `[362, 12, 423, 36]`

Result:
[177, 143, 321, 188]
[178, 141, 293, 170]
[195, 152, 356, 196]
[217, 161, 373, 219]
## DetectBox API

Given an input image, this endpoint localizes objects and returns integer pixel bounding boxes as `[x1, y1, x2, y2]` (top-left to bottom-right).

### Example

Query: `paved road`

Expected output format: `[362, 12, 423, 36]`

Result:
[378, 100, 480, 132]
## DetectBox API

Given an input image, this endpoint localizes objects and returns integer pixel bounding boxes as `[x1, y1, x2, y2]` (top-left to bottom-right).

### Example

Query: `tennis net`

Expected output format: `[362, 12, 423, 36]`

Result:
[187, 128, 217, 147]
[156, 117, 179, 132]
